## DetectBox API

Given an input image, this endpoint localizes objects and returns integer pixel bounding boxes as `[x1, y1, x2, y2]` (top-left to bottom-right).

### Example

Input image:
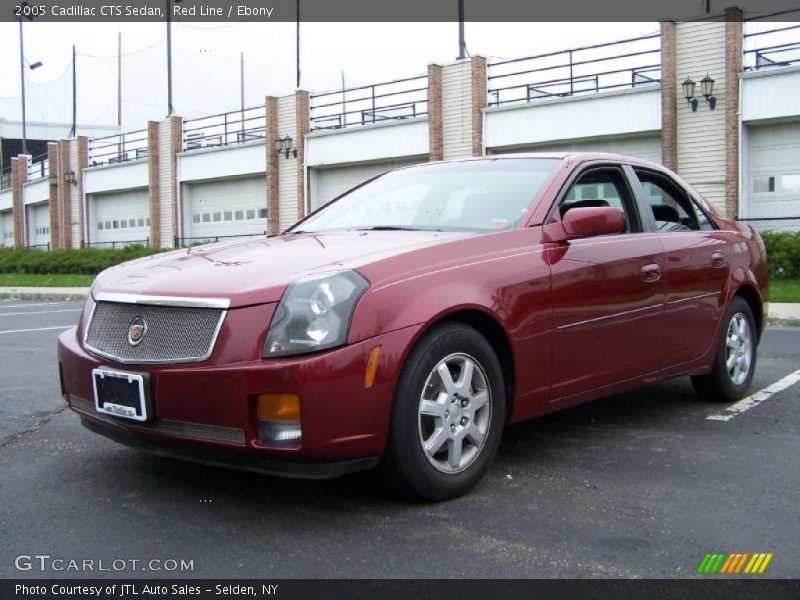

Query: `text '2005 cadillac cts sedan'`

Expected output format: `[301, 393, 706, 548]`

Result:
[58, 154, 768, 500]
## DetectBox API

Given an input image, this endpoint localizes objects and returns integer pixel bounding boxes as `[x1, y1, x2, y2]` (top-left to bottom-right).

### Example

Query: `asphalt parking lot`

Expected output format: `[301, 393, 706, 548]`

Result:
[0, 298, 798, 579]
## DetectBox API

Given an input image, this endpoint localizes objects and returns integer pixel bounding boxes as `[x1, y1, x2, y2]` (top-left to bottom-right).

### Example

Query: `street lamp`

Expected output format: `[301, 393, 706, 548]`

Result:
[166, 0, 185, 116]
[17, 2, 43, 156]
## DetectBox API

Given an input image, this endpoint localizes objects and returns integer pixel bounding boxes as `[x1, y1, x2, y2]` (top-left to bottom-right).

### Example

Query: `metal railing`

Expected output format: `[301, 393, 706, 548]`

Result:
[310, 73, 428, 130]
[744, 23, 800, 71]
[83, 238, 150, 249]
[488, 33, 661, 107]
[738, 216, 800, 233]
[182, 105, 266, 151]
[27, 153, 49, 181]
[25, 242, 51, 251]
[0, 166, 10, 190]
[174, 232, 265, 248]
[88, 129, 149, 167]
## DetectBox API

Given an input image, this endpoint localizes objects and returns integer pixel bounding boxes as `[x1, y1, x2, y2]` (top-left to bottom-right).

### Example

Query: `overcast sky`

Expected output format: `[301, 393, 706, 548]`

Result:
[0, 21, 659, 129]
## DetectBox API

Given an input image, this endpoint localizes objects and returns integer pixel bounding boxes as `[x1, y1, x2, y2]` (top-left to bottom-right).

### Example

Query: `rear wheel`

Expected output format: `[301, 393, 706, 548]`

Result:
[383, 323, 505, 501]
[691, 297, 757, 402]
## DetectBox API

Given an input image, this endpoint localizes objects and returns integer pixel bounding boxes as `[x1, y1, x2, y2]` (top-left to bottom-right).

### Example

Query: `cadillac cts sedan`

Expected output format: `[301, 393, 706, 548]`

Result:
[57, 154, 768, 500]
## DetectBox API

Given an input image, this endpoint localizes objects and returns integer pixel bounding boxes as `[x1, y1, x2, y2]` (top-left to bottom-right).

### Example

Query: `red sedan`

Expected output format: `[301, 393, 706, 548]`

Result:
[57, 154, 768, 500]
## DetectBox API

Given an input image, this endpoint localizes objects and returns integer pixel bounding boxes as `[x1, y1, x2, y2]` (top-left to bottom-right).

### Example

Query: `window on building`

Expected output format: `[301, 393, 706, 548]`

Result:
[224, 211, 232, 221]
[258, 208, 267, 219]
[98, 222, 104, 230]
[246, 209, 255, 220]
[202, 213, 211, 223]
[235, 210, 244, 220]
[192, 214, 200, 224]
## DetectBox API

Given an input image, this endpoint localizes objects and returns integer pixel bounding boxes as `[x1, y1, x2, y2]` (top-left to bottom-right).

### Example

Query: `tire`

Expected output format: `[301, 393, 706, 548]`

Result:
[382, 322, 506, 501]
[691, 296, 757, 403]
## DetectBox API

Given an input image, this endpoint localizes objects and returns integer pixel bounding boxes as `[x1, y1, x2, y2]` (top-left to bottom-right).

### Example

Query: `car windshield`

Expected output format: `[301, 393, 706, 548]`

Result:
[291, 158, 560, 233]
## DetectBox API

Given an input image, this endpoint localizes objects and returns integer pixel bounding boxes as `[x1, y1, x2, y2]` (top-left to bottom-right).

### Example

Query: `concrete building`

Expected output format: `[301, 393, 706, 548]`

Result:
[1, 15, 798, 250]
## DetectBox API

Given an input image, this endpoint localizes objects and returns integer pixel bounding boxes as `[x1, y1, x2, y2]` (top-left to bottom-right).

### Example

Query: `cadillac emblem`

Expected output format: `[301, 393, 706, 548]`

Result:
[127, 316, 147, 346]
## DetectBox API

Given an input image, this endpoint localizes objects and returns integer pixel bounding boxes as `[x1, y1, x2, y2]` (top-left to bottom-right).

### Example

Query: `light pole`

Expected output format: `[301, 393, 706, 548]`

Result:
[166, 0, 184, 115]
[17, 7, 42, 156]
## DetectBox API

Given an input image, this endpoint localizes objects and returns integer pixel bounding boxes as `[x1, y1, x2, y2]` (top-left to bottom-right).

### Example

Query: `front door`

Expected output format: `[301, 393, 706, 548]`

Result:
[547, 165, 665, 400]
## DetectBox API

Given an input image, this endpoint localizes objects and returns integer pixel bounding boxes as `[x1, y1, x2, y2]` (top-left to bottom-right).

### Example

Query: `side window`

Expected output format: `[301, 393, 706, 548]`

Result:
[557, 168, 641, 233]
[635, 170, 715, 232]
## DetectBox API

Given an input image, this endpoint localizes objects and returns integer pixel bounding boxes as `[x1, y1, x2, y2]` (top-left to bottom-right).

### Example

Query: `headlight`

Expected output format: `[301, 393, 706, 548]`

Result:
[263, 270, 369, 357]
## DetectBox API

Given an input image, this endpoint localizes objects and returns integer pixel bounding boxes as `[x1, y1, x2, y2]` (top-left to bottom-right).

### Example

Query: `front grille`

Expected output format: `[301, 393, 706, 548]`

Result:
[85, 301, 225, 364]
[69, 395, 246, 445]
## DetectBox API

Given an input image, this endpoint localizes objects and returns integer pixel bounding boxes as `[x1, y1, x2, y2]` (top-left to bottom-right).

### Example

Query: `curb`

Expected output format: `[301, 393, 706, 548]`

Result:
[0, 288, 90, 301]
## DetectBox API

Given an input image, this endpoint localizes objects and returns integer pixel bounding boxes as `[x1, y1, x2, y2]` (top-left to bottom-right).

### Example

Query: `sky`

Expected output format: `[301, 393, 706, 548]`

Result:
[0, 21, 661, 130]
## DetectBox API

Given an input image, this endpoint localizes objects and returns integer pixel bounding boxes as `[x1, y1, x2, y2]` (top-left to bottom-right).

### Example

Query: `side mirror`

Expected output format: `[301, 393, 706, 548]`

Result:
[561, 207, 625, 239]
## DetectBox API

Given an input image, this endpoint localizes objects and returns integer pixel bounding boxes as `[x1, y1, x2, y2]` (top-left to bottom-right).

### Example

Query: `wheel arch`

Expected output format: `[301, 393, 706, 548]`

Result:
[731, 283, 764, 343]
[420, 308, 517, 422]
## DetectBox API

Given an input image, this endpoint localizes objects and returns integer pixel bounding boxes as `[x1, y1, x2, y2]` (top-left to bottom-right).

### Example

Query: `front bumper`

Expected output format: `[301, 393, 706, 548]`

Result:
[58, 322, 423, 477]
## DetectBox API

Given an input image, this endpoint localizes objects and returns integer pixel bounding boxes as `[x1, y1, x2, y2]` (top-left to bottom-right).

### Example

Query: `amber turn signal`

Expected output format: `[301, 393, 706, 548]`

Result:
[257, 394, 301, 421]
[364, 346, 382, 389]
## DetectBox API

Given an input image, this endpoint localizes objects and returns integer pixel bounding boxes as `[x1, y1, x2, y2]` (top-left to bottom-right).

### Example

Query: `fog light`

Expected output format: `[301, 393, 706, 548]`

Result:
[257, 394, 301, 445]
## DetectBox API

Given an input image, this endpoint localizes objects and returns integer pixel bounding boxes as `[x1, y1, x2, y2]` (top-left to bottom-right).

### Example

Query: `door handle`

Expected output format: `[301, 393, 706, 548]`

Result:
[711, 252, 726, 269]
[641, 264, 661, 283]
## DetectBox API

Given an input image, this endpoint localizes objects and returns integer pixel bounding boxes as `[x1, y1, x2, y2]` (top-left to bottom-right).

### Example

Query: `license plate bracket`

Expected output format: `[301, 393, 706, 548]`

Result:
[92, 368, 151, 422]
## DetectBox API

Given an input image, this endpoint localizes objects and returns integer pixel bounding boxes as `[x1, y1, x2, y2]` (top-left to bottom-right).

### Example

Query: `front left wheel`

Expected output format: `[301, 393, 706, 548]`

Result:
[382, 323, 506, 501]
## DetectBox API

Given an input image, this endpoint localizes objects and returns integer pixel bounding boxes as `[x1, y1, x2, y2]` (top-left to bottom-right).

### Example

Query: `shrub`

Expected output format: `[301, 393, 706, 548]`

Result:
[0, 246, 166, 276]
[761, 230, 800, 280]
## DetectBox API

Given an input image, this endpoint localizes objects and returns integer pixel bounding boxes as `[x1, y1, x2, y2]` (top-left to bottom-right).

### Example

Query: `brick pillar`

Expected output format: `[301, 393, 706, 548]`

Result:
[147, 120, 161, 247]
[428, 64, 443, 161]
[11, 156, 29, 247]
[295, 90, 310, 221]
[725, 7, 743, 218]
[660, 22, 678, 171]
[57, 140, 71, 249]
[265, 96, 279, 235]
[470, 56, 487, 157]
[169, 116, 182, 245]
[47, 142, 60, 249]
[75, 136, 88, 247]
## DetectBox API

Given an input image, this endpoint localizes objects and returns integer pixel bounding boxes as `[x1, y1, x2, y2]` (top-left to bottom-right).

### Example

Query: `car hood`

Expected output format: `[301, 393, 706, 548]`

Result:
[92, 231, 473, 307]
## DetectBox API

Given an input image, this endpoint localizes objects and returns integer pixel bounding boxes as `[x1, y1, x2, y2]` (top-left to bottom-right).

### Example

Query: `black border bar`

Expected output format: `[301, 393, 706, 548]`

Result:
[2, 0, 800, 23]
[3, 579, 800, 600]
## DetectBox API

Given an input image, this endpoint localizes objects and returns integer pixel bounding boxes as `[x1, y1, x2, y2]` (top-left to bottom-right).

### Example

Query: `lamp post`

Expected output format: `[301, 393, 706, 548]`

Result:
[17, 6, 43, 156]
[166, 0, 184, 116]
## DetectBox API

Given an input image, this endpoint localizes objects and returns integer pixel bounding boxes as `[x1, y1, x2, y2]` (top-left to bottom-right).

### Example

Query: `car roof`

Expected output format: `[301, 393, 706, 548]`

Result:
[401, 152, 667, 171]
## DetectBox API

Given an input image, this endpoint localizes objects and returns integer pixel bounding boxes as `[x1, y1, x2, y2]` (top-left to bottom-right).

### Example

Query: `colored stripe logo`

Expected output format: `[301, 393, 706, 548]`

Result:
[697, 552, 773, 574]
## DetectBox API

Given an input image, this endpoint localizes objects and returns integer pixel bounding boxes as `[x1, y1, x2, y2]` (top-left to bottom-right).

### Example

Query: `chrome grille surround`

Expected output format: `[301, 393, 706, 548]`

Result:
[84, 293, 229, 364]
[69, 395, 246, 445]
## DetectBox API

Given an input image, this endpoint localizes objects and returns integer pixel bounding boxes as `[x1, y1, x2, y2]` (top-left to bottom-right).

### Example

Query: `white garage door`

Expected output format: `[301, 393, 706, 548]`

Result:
[310, 159, 425, 211]
[1, 210, 13, 247]
[183, 177, 267, 242]
[496, 135, 662, 164]
[91, 189, 150, 247]
[746, 122, 800, 219]
[27, 203, 50, 248]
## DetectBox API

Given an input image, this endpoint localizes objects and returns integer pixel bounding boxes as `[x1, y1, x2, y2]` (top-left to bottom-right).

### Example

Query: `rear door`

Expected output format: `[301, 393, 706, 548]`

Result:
[629, 167, 729, 366]
[547, 164, 666, 401]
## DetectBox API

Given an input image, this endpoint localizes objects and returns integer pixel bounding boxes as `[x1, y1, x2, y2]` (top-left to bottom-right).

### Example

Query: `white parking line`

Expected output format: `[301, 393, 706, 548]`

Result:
[707, 369, 800, 421]
[0, 325, 74, 335]
[0, 309, 81, 317]
[0, 302, 77, 309]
